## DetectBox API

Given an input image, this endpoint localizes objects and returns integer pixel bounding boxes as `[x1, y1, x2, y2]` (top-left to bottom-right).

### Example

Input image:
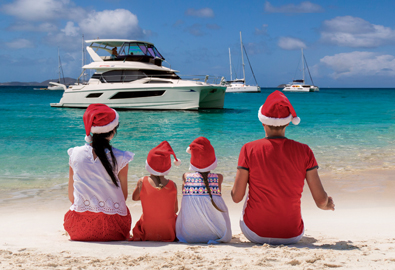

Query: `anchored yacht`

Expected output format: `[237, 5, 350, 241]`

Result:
[283, 48, 319, 93]
[50, 39, 226, 110]
[225, 32, 260, 93]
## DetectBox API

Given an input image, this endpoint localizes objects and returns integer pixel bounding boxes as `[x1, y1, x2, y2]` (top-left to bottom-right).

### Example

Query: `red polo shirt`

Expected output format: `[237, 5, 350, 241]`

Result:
[238, 137, 318, 238]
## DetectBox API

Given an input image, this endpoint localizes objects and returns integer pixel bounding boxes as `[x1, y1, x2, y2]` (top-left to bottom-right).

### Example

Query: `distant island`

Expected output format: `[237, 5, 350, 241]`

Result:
[0, 77, 77, 86]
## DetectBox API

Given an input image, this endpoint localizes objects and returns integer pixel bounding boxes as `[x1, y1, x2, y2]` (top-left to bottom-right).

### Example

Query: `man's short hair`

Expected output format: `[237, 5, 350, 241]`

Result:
[266, 124, 288, 131]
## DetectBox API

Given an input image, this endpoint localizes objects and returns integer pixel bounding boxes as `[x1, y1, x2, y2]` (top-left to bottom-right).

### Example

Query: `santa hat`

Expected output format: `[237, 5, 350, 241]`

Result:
[145, 141, 181, 176]
[83, 104, 119, 143]
[258, 90, 300, 126]
[186, 137, 217, 172]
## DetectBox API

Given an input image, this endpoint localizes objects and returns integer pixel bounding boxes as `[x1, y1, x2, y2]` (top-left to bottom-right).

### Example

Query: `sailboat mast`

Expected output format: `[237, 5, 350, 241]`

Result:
[82, 34, 85, 82]
[57, 47, 61, 83]
[229, 48, 233, 81]
[301, 48, 305, 83]
[240, 31, 245, 82]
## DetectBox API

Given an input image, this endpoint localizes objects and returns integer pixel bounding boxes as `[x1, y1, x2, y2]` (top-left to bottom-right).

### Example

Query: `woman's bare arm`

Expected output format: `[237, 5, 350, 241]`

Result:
[68, 166, 74, 204]
[118, 165, 129, 200]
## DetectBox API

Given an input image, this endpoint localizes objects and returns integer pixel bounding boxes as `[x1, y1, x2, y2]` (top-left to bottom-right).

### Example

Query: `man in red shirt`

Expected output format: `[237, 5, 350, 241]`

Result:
[231, 90, 334, 245]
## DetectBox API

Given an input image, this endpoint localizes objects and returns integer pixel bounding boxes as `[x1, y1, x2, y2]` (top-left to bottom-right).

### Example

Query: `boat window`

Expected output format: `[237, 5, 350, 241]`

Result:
[99, 70, 147, 83]
[152, 47, 163, 59]
[86, 93, 103, 98]
[142, 70, 180, 79]
[138, 44, 149, 56]
[110, 90, 166, 99]
[118, 42, 164, 60]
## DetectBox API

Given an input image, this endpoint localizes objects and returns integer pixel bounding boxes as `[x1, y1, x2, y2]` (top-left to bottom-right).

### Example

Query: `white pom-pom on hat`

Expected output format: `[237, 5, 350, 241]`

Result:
[291, 116, 301, 125]
[174, 159, 181, 166]
[85, 135, 93, 143]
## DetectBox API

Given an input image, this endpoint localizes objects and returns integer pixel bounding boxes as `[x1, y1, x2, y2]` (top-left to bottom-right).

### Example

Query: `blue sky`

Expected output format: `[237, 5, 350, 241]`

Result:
[1, 0, 395, 87]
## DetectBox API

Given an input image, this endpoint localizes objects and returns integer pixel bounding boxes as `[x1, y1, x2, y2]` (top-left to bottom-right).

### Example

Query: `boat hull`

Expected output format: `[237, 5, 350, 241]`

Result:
[226, 85, 261, 93]
[283, 86, 319, 92]
[50, 83, 226, 110]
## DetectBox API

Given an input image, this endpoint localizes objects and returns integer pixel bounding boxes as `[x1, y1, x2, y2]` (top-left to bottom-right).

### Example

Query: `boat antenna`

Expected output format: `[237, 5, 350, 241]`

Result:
[228, 48, 233, 81]
[242, 44, 259, 86]
[240, 31, 246, 83]
[303, 52, 315, 85]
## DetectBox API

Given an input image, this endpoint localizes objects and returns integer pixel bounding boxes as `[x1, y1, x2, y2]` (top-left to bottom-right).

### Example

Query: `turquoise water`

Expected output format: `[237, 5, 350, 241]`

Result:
[0, 86, 394, 189]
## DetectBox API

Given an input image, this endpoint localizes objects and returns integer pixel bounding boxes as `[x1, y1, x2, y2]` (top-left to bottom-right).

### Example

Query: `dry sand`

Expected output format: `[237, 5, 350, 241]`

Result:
[1, 168, 395, 269]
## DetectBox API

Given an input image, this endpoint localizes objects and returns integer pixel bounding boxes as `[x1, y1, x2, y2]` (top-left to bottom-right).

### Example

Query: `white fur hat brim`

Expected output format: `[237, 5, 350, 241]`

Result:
[90, 110, 119, 134]
[258, 105, 300, 126]
[189, 157, 217, 172]
[145, 160, 171, 176]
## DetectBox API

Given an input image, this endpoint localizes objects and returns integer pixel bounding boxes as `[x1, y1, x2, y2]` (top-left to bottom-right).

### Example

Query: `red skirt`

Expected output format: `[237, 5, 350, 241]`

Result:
[64, 209, 131, 241]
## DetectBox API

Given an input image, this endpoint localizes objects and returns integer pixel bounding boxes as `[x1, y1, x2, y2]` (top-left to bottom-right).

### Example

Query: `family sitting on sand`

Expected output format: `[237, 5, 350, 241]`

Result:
[64, 90, 335, 245]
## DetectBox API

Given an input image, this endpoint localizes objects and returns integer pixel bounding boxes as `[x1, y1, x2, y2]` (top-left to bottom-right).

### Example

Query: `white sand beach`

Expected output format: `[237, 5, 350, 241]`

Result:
[1, 168, 395, 269]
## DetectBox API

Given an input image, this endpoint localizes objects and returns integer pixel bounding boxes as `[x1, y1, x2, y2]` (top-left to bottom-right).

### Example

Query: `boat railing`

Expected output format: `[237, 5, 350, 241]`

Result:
[83, 73, 223, 85]
[178, 75, 222, 84]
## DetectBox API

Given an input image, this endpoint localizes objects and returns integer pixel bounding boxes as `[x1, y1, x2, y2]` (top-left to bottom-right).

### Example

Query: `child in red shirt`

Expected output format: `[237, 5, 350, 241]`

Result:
[131, 141, 179, 242]
[231, 90, 335, 245]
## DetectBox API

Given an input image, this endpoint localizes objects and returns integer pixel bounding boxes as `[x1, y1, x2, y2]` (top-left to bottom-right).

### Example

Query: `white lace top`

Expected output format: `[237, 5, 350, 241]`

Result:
[68, 144, 134, 216]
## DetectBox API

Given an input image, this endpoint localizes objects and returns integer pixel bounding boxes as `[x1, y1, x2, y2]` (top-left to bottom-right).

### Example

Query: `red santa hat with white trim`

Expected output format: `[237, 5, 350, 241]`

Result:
[258, 90, 300, 126]
[145, 141, 181, 176]
[83, 103, 119, 143]
[186, 137, 217, 172]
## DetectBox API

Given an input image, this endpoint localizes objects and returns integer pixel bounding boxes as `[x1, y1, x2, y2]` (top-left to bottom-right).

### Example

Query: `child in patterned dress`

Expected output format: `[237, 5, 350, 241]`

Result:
[176, 137, 232, 244]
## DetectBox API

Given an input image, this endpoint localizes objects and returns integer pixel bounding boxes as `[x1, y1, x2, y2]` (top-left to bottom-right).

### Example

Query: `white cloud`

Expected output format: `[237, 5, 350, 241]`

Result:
[5, 38, 34, 49]
[278, 37, 306, 50]
[319, 51, 395, 79]
[61, 21, 79, 36]
[265, 1, 324, 13]
[2, 0, 85, 21]
[8, 22, 58, 32]
[320, 16, 395, 48]
[255, 24, 268, 35]
[79, 9, 143, 39]
[185, 8, 214, 18]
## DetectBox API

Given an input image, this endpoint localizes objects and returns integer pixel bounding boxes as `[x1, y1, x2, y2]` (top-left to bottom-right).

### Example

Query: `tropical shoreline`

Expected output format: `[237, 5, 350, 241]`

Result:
[0, 167, 394, 269]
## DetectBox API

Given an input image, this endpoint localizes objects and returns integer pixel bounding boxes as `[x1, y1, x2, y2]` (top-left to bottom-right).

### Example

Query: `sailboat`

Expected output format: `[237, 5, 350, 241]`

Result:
[283, 48, 319, 92]
[47, 48, 66, 90]
[225, 32, 260, 93]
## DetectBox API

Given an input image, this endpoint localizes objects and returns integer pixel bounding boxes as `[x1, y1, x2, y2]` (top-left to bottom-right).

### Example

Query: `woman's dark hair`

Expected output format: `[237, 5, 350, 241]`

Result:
[199, 172, 223, 212]
[91, 127, 119, 187]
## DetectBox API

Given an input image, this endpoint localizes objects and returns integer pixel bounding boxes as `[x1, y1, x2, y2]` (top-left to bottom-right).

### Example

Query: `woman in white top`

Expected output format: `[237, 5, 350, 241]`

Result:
[64, 104, 134, 241]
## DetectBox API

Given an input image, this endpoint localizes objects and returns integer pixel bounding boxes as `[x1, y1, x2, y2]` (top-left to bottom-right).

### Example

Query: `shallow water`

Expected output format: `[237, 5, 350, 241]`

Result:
[0, 86, 394, 190]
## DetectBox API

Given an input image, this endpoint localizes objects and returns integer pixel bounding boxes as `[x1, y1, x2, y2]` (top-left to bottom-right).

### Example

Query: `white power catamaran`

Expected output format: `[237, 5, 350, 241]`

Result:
[225, 32, 260, 93]
[50, 39, 226, 110]
[283, 48, 319, 92]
